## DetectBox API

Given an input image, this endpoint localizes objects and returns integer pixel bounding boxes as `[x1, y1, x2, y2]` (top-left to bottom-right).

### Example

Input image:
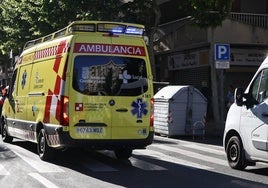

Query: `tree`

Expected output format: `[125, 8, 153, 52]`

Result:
[1, 0, 80, 54]
[187, 0, 233, 28]
[0, 0, 160, 78]
[120, 0, 160, 78]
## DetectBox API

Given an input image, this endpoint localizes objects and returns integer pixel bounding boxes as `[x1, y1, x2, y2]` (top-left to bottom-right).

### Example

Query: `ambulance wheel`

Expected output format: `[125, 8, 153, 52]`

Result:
[1, 122, 13, 143]
[37, 129, 53, 161]
[226, 136, 247, 170]
[114, 148, 133, 160]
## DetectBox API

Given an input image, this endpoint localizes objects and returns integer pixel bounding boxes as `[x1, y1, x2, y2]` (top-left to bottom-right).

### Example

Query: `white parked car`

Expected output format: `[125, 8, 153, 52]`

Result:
[223, 56, 268, 170]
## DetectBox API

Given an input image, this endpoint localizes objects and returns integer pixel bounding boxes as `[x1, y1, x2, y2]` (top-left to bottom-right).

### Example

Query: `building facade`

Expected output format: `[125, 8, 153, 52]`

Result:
[154, 0, 268, 120]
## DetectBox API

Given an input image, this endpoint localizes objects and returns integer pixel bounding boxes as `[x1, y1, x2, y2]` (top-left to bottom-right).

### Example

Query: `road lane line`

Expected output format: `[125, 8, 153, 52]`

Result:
[29, 173, 59, 188]
[134, 149, 212, 170]
[152, 144, 228, 166]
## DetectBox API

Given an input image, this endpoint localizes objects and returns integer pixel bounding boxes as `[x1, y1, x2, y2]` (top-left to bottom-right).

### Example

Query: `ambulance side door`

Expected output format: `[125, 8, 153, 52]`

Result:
[3, 69, 17, 136]
[13, 64, 32, 139]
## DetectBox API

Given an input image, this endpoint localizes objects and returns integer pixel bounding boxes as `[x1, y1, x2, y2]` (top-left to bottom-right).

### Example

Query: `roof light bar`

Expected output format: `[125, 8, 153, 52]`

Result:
[98, 23, 126, 34]
[125, 26, 144, 35]
[97, 23, 144, 35]
[69, 24, 95, 32]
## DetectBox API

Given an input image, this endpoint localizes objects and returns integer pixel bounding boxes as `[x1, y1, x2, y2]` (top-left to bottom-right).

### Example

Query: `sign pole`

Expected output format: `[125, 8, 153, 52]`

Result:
[220, 69, 224, 123]
[215, 43, 230, 126]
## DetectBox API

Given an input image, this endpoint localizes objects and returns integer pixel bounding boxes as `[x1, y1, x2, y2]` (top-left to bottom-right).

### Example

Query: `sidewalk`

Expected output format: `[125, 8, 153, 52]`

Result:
[186, 120, 224, 146]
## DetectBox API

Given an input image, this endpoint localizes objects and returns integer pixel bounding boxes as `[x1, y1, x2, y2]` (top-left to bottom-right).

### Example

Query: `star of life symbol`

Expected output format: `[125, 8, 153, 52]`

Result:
[119, 70, 131, 83]
[131, 98, 148, 118]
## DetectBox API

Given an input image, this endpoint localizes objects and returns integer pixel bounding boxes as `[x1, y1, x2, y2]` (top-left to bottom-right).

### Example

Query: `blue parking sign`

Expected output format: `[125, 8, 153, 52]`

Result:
[215, 44, 230, 61]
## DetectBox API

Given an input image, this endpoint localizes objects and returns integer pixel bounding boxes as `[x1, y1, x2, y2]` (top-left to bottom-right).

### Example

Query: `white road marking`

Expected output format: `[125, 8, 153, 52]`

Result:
[134, 149, 212, 170]
[130, 157, 167, 171]
[29, 173, 59, 188]
[180, 142, 225, 155]
[96, 150, 167, 171]
[152, 144, 228, 166]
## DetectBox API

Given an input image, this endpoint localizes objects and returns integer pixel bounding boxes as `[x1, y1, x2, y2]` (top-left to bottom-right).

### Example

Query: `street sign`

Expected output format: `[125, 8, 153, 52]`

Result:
[215, 61, 230, 69]
[215, 43, 230, 69]
[215, 44, 230, 61]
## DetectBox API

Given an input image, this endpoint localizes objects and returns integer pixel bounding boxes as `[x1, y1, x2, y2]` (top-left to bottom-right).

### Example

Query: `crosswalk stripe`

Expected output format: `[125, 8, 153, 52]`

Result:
[130, 157, 167, 171]
[152, 144, 228, 166]
[180, 143, 225, 156]
[154, 136, 223, 150]
[0, 164, 10, 175]
[134, 149, 212, 170]
[2, 138, 236, 176]
[97, 150, 167, 171]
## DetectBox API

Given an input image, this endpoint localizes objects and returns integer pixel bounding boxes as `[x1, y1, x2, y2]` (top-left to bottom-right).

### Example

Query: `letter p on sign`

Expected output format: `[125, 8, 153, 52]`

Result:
[215, 44, 230, 61]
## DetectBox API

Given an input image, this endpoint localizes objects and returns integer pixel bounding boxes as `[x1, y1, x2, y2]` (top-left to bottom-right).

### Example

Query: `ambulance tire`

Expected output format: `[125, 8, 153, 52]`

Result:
[226, 136, 247, 170]
[1, 121, 13, 143]
[37, 129, 54, 161]
[114, 148, 133, 160]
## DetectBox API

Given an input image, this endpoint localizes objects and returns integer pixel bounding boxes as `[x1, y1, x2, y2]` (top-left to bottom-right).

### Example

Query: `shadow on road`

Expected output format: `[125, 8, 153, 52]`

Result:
[1, 139, 266, 188]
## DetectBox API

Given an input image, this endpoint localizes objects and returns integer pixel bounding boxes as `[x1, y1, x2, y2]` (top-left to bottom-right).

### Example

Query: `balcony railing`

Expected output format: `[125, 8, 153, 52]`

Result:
[229, 12, 268, 28]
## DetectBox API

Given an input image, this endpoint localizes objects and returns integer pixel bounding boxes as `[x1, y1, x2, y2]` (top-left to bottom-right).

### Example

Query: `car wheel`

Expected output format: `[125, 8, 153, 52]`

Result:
[114, 148, 133, 160]
[226, 136, 247, 170]
[1, 121, 13, 143]
[37, 129, 53, 161]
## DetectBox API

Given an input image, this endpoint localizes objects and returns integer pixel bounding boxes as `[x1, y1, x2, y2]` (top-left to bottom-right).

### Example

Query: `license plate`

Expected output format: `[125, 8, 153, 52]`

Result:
[76, 127, 103, 134]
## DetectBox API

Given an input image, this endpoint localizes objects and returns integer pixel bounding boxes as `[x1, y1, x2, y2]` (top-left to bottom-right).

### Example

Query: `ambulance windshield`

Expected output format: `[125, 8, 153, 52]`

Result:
[73, 56, 148, 96]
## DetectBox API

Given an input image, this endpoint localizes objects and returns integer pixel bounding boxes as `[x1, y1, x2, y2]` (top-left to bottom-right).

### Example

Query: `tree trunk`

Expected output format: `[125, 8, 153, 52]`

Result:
[148, 0, 161, 80]
[210, 27, 221, 126]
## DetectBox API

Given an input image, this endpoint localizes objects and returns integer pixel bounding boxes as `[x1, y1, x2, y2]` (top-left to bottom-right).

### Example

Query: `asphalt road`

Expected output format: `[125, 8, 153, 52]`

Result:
[0, 135, 267, 188]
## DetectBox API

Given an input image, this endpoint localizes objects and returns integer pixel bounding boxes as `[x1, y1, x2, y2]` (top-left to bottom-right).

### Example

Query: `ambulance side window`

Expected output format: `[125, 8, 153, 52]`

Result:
[251, 69, 268, 103]
[9, 69, 17, 97]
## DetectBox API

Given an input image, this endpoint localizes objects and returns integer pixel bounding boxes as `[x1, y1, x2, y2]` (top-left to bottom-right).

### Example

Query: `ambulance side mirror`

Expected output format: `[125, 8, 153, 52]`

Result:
[234, 87, 243, 106]
[5, 86, 11, 99]
[5, 91, 9, 98]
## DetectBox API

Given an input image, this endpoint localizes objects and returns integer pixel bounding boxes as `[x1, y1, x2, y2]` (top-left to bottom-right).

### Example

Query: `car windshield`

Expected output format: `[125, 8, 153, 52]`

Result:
[73, 55, 148, 96]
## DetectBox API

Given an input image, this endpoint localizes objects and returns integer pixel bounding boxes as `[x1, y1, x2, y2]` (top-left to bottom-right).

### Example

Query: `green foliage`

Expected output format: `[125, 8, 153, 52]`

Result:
[0, 0, 156, 57]
[0, 0, 233, 61]
[179, 0, 233, 28]
[1, 0, 80, 54]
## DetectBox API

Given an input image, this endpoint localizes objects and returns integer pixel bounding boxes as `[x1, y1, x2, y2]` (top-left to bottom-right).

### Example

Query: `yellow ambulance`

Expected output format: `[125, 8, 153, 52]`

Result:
[1, 21, 154, 160]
